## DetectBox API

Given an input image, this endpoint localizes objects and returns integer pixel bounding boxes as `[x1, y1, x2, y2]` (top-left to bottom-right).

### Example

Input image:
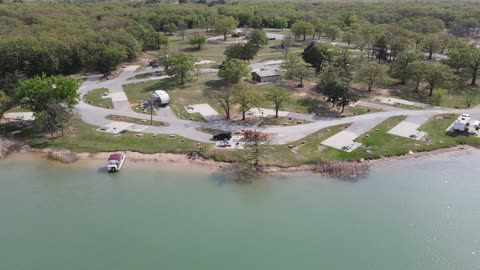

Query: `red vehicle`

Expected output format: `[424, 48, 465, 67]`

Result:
[241, 130, 269, 141]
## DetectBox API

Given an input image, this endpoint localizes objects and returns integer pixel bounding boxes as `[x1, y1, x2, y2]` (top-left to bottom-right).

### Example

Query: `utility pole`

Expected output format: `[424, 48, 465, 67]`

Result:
[150, 97, 153, 126]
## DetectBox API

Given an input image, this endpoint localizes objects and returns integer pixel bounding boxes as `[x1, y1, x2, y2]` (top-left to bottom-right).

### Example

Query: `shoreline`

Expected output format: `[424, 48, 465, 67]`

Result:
[2, 143, 476, 176]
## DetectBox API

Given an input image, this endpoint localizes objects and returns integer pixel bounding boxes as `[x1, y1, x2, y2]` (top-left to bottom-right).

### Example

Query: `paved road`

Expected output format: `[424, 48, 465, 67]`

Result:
[77, 65, 478, 146]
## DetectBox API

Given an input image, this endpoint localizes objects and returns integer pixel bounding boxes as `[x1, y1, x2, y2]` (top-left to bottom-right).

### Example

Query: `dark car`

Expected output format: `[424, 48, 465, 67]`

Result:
[212, 132, 232, 141]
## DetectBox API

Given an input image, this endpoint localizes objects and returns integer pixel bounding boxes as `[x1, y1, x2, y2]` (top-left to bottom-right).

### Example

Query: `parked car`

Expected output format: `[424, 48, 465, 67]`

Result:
[212, 132, 232, 141]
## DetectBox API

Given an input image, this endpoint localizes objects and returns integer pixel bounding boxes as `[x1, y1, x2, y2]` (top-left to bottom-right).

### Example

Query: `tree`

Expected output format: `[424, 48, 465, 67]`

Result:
[189, 34, 207, 50]
[165, 53, 195, 85]
[214, 16, 237, 41]
[231, 82, 261, 121]
[302, 42, 335, 74]
[337, 88, 358, 113]
[16, 74, 79, 138]
[211, 87, 232, 120]
[281, 34, 294, 56]
[247, 29, 268, 50]
[218, 59, 250, 84]
[291, 21, 315, 41]
[355, 62, 388, 92]
[281, 53, 314, 87]
[423, 63, 455, 96]
[393, 51, 423, 84]
[16, 74, 79, 112]
[224, 43, 257, 61]
[0, 91, 13, 121]
[432, 88, 448, 106]
[240, 136, 271, 174]
[94, 43, 127, 74]
[422, 34, 441, 60]
[178, 20, 187, 41]
[324, 24, 340, 41]
[407, 61, 428, 92]
[446, 46, 480, 86]
[318, 66, 348, 107]
[265, 85, 291, 118]
[163, 22, 177, 35]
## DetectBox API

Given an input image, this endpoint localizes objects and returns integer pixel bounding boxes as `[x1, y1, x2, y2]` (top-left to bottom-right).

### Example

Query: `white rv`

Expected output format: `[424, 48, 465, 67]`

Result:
[150, 90, 170, 106]
[453, 114, 471, 132]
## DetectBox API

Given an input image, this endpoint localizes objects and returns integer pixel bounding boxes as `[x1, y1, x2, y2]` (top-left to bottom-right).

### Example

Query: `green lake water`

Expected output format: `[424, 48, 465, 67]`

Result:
[1, 152, 480, 270]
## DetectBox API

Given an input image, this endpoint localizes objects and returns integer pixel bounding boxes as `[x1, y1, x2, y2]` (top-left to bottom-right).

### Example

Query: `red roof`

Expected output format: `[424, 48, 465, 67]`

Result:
[108, 154, 123, 161]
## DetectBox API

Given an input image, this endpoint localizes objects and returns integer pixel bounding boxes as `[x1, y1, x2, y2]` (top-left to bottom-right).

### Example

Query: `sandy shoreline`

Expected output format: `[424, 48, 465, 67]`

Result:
[2, 144, 475, 176]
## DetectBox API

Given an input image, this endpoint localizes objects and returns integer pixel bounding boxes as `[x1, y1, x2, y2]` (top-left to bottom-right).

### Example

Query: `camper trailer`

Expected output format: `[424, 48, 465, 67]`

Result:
[453, 114, 471, 132]
[150, 90, 170, 106]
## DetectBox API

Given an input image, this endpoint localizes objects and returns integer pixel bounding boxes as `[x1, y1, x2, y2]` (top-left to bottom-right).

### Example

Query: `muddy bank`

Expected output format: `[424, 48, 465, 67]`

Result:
[3, 143, 475, 177]
[0, 137, 21, 159]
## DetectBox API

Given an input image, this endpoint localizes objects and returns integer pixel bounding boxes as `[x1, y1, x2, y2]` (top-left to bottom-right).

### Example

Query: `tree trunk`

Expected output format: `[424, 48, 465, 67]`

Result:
[242, 110, 246, 121]
[224, 33, 227, 41]
[341, 103, 345, 113]
[428, 50, 433, 60]
[471, 71, 477, 86]
[312, 32, 316, 40]
[303, 33, 306, 41]
[299, 77, 304, 87]
[180, 74, 185, 84]
[429, 86, 434, 96]
[368, 85, 372, 92]
[414, 81, 420, 92]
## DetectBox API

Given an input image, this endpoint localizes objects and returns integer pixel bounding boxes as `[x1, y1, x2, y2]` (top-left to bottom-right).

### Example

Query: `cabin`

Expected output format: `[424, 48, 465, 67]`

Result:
[150, 90, 170, 106]
[252, 70, 281, 83]
[453, 113, 471, 132]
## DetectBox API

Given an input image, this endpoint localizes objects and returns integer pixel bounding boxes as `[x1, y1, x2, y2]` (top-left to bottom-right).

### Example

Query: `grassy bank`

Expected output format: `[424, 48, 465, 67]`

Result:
[83, 88, 113, 109]
[5, 113, 480, 167]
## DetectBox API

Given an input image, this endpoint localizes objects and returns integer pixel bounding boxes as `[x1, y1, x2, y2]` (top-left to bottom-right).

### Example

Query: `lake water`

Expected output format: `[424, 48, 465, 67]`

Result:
[1, 151, 480, 270]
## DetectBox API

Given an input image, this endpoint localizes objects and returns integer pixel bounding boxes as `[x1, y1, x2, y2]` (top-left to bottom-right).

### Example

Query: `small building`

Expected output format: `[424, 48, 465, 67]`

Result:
[252, 70, 281, 83]
[150, 90, 170, 106]
[453, 113, 471, 132]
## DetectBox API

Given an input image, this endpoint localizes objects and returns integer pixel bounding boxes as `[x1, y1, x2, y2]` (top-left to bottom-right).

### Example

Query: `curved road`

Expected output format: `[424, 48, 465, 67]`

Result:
[77, 66, 480, 145]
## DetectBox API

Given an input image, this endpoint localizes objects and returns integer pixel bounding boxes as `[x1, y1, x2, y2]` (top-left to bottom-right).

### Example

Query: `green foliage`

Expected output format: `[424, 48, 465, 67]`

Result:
[281, 53, 314, 87]
[247, 29, 268, 50]
[189, 34, 208, 49]
[423, 63, 455, 96]
[16, 74, 79, 112]
[165, 53, 195, 85]
[231, 82, 262, 120]
[224, 43, 258, 61]
[302, 42, 335, 73]
[218, 59, 251, 84]
[291, 21, 315, 40]
[265, 85, 291, 118]
[355, 62, 389, 92]
[446, 46, 480, 86]
[213, 15, 237, 41]
[432, 88, 448, 106]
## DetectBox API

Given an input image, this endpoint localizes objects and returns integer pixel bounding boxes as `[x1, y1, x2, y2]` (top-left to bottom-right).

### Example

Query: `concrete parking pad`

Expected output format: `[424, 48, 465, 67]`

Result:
[247, 108, 288, 118]
[321, 130, 363, 152]
[124, 65, 140, 71]
[321, 118, 386, 152]
[185, 104, 223, 121]
[372, 97, 430, 108]
[3, 112, 35, 121]
[388, 115, 431, 140]
[109, 92, 128, 102]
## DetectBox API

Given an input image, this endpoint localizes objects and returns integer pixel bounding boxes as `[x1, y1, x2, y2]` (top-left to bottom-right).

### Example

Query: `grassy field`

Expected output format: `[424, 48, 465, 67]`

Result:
[83, 88, 113, 109]
[105, 115, 168, 127]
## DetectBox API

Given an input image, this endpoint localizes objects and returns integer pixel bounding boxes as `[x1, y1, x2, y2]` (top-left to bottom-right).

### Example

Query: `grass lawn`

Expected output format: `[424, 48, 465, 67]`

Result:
[83, 88, 113, 109]
[388, 83, 480, 108]
[343, 105, 382, 116]
[169, 36, 229, 63]
[105, 115, 168, 127]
